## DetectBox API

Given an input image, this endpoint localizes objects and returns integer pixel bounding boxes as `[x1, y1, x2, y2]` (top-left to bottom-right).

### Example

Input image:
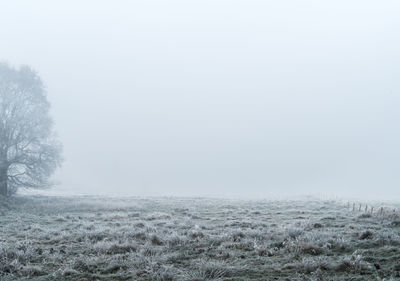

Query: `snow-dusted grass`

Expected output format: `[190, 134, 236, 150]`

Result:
[0, 196, 400, 280]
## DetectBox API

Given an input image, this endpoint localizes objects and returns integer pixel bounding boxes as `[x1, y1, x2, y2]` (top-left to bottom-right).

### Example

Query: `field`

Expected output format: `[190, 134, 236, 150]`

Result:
[1, 196, 400, 281]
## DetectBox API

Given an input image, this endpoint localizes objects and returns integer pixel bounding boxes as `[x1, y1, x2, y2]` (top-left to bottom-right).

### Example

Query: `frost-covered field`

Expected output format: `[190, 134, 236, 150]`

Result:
[1, 196, 400, 280]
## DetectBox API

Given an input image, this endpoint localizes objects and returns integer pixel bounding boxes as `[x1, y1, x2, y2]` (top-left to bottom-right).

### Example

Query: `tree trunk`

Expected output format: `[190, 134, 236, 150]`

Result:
[0, 166, 8, 197]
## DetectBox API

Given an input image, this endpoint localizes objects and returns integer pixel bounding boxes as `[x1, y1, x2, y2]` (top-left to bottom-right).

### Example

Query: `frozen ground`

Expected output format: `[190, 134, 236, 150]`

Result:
[0, 196, 400, 281]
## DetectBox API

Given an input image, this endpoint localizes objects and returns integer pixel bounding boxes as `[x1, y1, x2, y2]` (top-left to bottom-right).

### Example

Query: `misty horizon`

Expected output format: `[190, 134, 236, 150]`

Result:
[2, 0, 400, 199]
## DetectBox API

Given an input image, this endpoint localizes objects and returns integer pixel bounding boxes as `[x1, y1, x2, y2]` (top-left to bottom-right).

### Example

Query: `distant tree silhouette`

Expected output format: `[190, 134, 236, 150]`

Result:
[0, 63, 62, 196]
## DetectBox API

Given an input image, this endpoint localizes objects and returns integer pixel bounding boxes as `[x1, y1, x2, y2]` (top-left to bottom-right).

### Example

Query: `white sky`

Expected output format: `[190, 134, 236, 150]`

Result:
[1, 0, 400, 199]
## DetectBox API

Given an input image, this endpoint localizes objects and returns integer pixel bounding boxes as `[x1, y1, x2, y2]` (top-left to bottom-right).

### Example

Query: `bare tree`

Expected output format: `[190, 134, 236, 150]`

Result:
[0, 63, 62, 196]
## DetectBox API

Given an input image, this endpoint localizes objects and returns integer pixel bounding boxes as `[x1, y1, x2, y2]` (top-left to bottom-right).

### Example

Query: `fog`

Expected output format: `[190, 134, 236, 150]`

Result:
[1, 0, 400, 199]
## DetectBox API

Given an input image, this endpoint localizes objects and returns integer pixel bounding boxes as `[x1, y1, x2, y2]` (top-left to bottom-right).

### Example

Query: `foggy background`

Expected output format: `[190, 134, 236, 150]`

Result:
[1, 0, 399, 199]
